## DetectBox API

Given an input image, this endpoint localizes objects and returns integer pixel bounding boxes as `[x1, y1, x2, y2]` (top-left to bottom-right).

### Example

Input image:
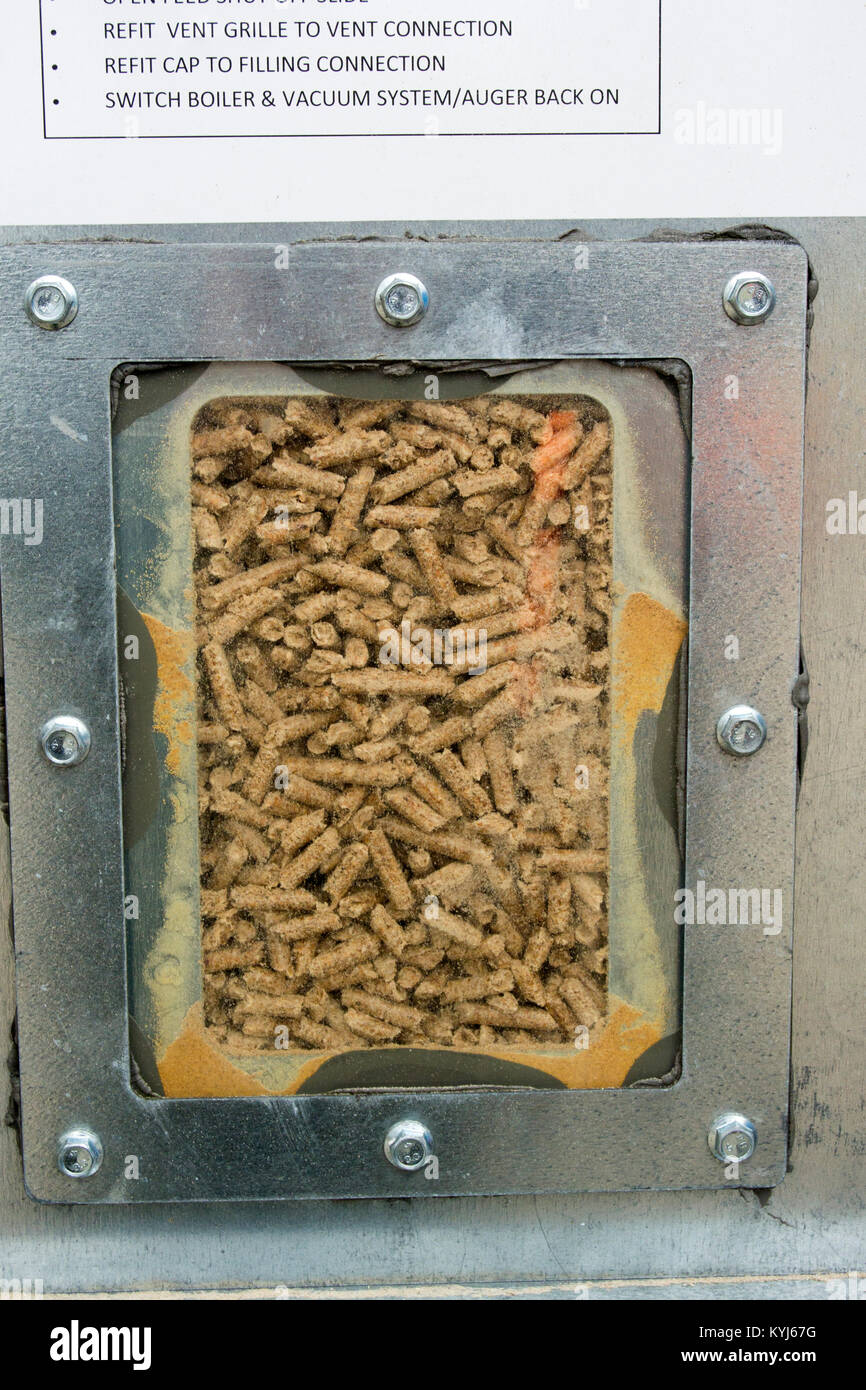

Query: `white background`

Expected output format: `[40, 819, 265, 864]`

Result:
[1, 0, 863, 222]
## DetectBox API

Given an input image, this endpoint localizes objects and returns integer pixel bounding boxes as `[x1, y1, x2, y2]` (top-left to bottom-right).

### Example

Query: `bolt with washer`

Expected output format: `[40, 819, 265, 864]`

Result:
[384, 1119, 433, 1171]
[24, 275, 79, 330]
[40, 715, 91, 767]
[58, 1129, 103, 1179]
[716, 705, 766, 756]
[375, 273, 429, 327]
[708, 1113, 757, 1164]
[723, 271, 776, 325]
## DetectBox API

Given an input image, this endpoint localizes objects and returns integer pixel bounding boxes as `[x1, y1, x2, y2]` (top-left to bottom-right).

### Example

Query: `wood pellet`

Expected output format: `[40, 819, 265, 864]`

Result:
[193, 393, 612, 1054]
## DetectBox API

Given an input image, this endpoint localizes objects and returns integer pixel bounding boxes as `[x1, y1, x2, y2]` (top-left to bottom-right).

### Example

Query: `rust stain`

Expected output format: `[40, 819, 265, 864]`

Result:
[158, 999, 660, 1097]
[159, 1003, 271, 1097]
[141, 611, 195, 775]
[611, 591, 687, 745]
[519, 1000, 661, 1088]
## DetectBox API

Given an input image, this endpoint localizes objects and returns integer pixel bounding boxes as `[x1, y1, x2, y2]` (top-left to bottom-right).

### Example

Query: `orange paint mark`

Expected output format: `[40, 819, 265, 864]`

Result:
[516, 1000, 662, 1089]
[158, 1003, 271, 1097]
[158, 1000, 662, 1097]
[141, 612, 195, 776]
[530, 409, 582, 499]
[611, 592, 687, 746]
[526, 527, 561, 624]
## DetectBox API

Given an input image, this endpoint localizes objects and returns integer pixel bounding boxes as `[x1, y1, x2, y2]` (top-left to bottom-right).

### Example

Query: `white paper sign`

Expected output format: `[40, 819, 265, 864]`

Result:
[40, 0, 661, 139]
[1, 2, 863, 223]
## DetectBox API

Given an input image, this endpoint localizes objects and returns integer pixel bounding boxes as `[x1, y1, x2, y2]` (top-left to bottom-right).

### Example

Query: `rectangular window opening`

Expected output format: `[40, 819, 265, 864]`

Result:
[112, 361, 688, 1097]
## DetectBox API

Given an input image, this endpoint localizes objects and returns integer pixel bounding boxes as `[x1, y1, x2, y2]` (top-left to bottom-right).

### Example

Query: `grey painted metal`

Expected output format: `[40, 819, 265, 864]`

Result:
[4, 217, 855, 1299]
[0, 213, 856, 1295]
[0, 234, 807, 1202]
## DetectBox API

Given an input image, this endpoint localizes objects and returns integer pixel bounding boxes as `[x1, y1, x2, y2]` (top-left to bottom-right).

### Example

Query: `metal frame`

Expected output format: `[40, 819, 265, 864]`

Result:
[0, 238, 807, 1201]
[113, 356, 688, 1100]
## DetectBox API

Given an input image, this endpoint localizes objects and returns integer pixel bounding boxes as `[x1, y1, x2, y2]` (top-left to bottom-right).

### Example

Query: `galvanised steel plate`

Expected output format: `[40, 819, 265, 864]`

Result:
[0, 238, 807, 1201]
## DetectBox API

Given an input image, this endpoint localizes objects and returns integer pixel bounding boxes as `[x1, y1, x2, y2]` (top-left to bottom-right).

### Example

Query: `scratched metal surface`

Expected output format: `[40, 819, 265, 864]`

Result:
[0, 218, 861, 1292]
[0, 236, 804, 1200]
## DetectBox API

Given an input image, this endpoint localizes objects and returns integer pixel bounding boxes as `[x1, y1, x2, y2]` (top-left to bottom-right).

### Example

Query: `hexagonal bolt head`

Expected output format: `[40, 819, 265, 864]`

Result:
[24, 275, 79, 330]
[723, 271, 776, 325]
[716, 705, 767, 757]
[375, 273, 429, 327]
[708, 1113, 757, 1164]
[39, 715, 91, 767]
[58, 1129, 103, 1179]
[384, 1120, 433, 1172]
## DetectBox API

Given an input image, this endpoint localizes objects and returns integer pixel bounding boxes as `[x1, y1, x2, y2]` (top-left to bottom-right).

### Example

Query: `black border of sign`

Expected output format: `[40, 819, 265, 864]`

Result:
[38, 0, 663, 141]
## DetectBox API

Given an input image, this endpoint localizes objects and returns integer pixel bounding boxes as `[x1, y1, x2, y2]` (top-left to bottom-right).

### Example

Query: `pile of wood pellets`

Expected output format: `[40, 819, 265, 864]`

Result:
[193, 392, 612, 1054]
